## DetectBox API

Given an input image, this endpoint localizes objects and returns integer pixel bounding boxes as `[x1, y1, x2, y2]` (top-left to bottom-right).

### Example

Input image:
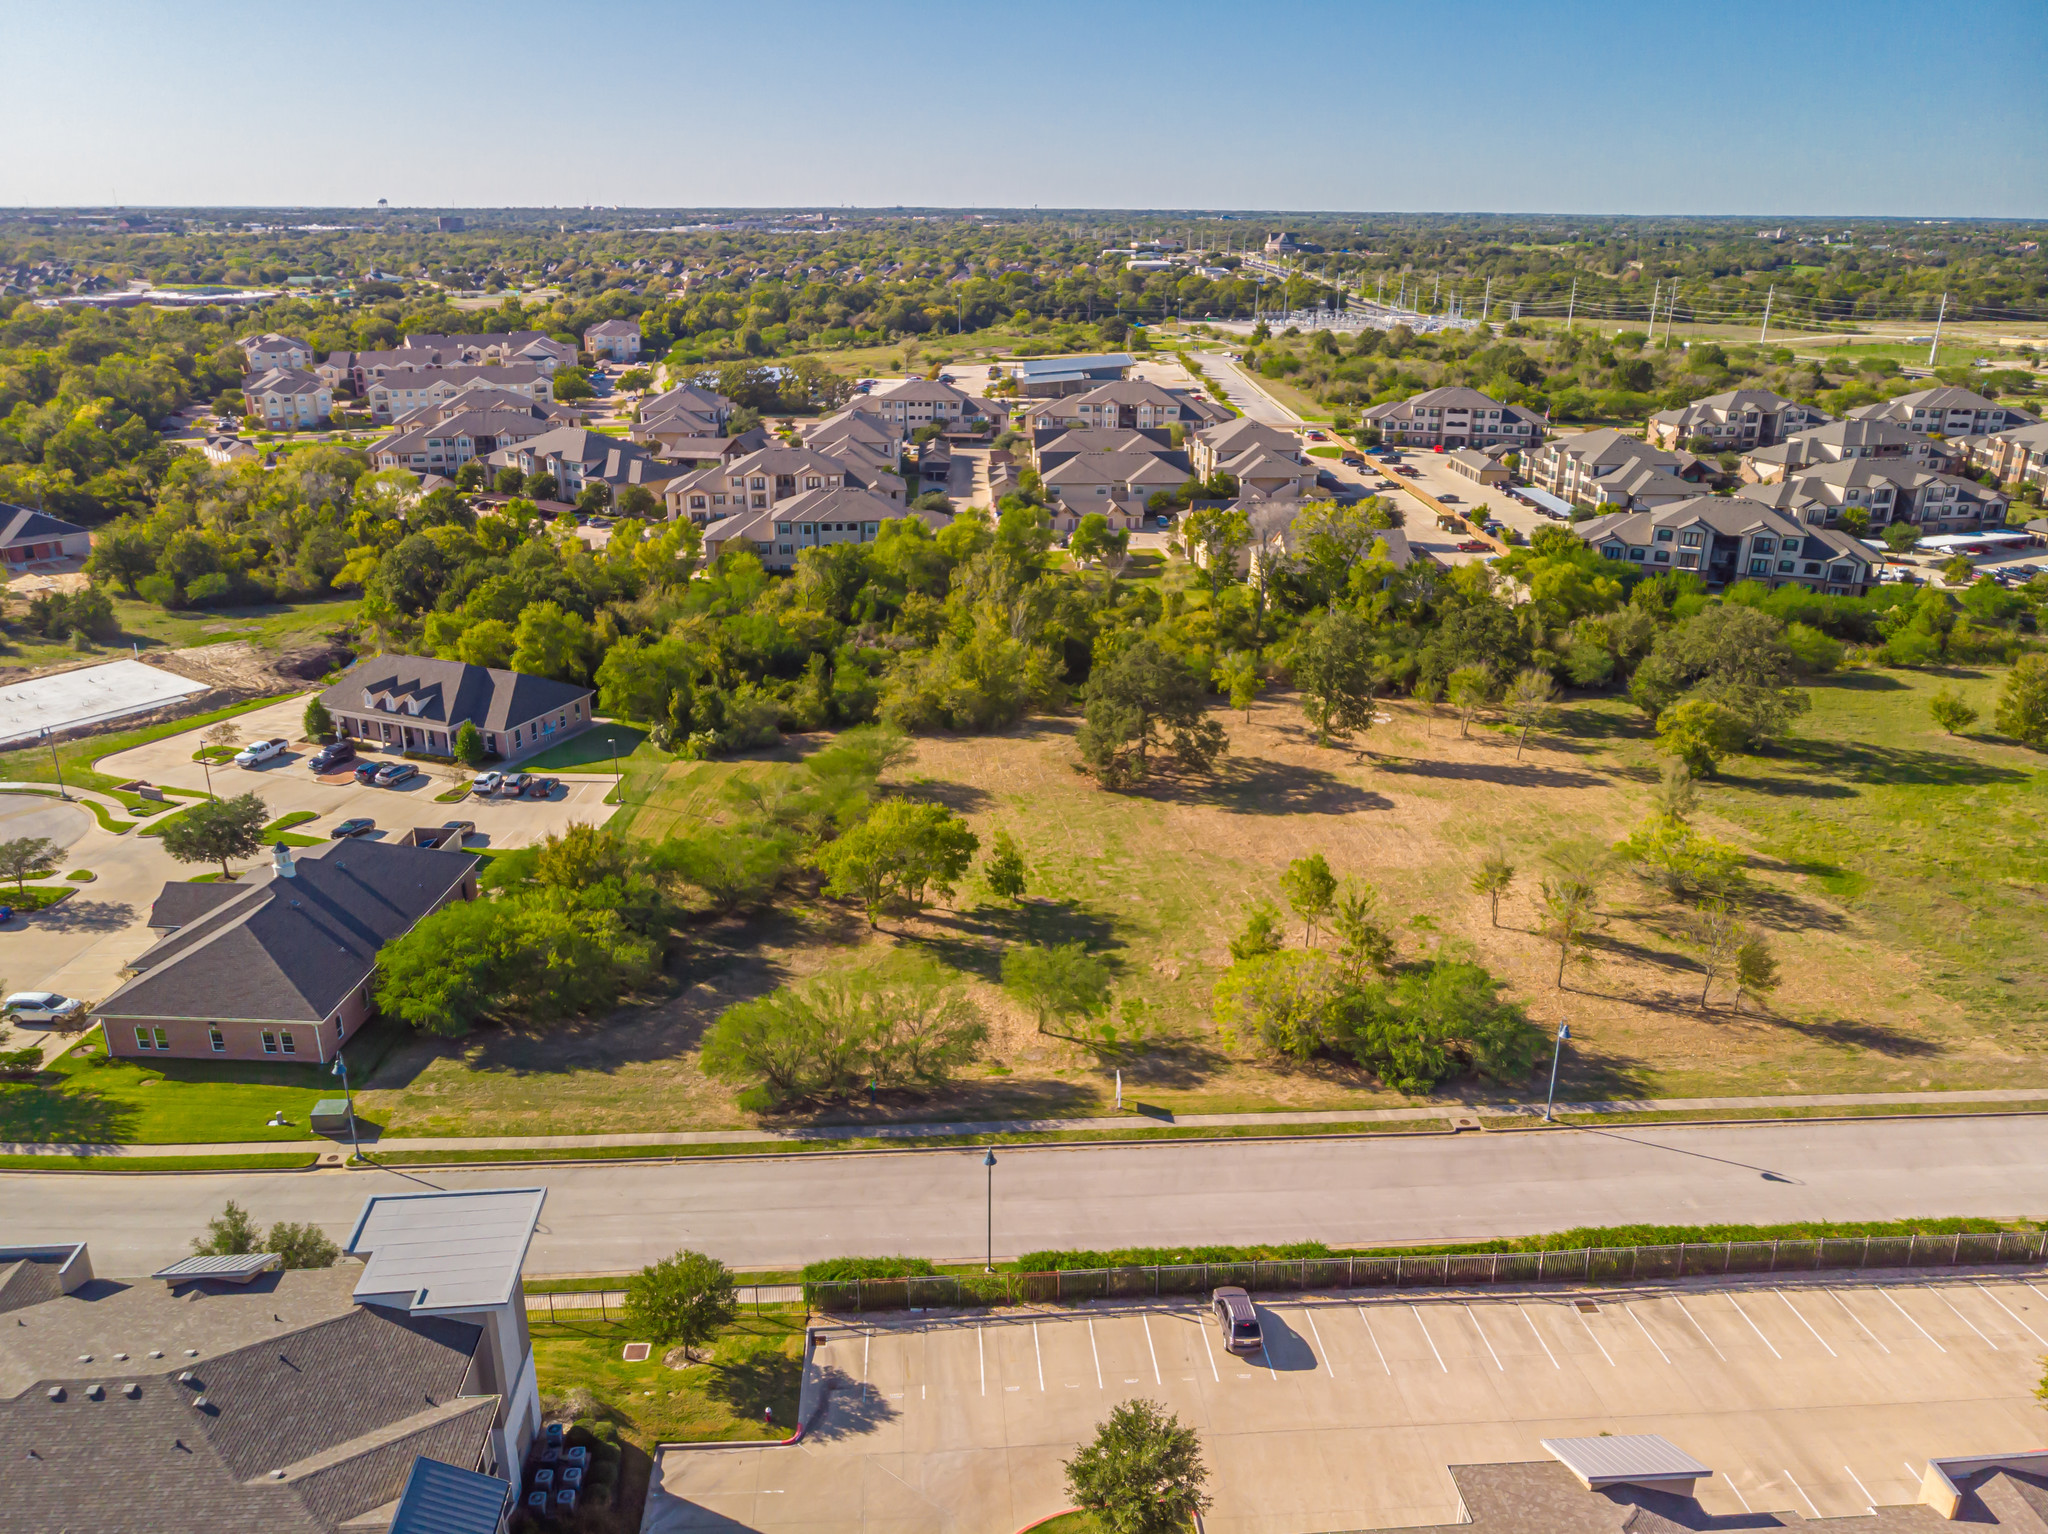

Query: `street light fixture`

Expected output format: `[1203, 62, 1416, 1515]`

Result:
[982, 1149, 997, 1274]
[1544, 1022, 1570, 1122]
[333, 1053, 364, 1164]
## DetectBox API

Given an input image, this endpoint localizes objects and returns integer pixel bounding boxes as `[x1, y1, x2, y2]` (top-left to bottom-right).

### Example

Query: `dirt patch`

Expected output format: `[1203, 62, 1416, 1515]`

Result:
[149, 638, 350, 694]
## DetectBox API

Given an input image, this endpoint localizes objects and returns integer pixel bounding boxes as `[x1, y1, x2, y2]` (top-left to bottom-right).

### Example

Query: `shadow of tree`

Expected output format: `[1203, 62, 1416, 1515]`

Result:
[1713, 770, 1858, 799]
[801, 1363, 901, 1442]
[1735, 882, 1849, 935]
[1768, 1015, 1939, 1057]
[1778, 737, 2031, 790]
[22, 898, 139, 933]
[909, 901, 1127, 985]
[0, 1080, 139, 1143]
[701, 1347, 802, 1426]
[1141, 758, 1392, 816]
[897, 778, 993, 815]
[1372, 756, 1609, 790]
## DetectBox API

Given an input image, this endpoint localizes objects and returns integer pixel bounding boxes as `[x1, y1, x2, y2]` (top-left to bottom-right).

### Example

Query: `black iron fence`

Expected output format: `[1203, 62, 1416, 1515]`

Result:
[805, 1231, 2047, 1313]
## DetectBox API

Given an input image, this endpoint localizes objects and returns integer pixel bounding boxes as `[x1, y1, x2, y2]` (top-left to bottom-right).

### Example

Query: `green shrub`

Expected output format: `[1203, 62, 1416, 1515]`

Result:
[801, 1255, 938, 1283]
[1015, 1242, 1333, 1272]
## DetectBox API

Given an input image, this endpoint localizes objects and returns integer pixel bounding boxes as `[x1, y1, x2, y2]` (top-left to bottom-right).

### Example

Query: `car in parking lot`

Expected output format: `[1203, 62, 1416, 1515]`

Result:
[497, 772, 531, 797]
[1306, 429, 1327, 442]
[1341, 454, 1364, 468]
[1211, 1286, 1263, 1353]
[5, 991, 85, 1024]
[330, 817, 376, 839]
[1438, 492, 1460, 503]
[1456, 539, 1493, 552]
[371, 762, 418, 787]
[352, 760, 383, 784]
[308, 740, 356, 773]
[233, 737, 289, 768]
[522, 776, 557, 799]
[440, 820, 476, 842]
[472, 770, 503, 796]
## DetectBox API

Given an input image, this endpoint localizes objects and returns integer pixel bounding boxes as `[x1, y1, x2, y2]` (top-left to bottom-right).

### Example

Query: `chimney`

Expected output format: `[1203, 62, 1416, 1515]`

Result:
[273, 843, 296, 879]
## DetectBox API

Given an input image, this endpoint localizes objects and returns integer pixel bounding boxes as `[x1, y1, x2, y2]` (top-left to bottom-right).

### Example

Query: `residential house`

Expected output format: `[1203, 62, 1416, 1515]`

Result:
[664, 444, 904, 524]
[485, 426, 669, 497]
[1007, 352, 1134, 398]
[365, 366, 554, 422]
[1955, 421, 2048, 498]
[864, 378, 996, 432]
[1733, 459, 2007, 532]
[1526, 428, 1710, 509]
[1576, 496, 1876, 596]
[0, 504, 92, 565]
[200, 434, 266, 467]
[237, 332, 314, 372]
[1740, 418, 1956, 482]
[1041, 451, 1185, 529]
[701, 486, 944, 572]
[584, 318, 641, 361]
[1845, 386, 2037, 438]
[244, 367, 332, 428]
[319, 654, 594, 764]
[1361, 387, 1546, 450]
[1, 1186, 545, 1532]
[1646, 388, 1827, 451]
[101, 839, 480, 1063]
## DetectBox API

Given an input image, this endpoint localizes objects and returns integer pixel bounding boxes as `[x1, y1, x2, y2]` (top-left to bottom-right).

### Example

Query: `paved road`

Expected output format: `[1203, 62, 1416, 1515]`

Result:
[7, 1115, 2043, 1277]
[1186, 349, 1299, 426]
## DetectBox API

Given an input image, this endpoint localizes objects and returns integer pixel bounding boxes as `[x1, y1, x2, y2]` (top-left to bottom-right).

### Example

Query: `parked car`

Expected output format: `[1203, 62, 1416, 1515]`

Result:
[1211, 1287, 1263, 1353]
[352, 760, 383, 784]
[1306, 429, 1328, 441]
[1432, 444, 1445, 453]
[1456, 539, 1492, 552]
[1341, 454, 1364, 468]
[498, 772, 531, 797]
[233, 737, 289, 768]
[440, 820, 476, 842]
[0, 906, 12, 924]
[372, 762, 418, 787]
[473, 770, 503, 796]
[1438, 493, 1460, 503]
[523, 776, 557, 799]
[330, 817, 376, 840]
[5, 991, 85, 1024]
[309, 740, 356, 772]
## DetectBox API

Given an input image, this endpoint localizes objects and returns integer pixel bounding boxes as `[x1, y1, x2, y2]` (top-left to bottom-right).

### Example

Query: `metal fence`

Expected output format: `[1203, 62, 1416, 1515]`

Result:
[526, 1284, 799, 1320]
[805, 1231, 2047, 1314]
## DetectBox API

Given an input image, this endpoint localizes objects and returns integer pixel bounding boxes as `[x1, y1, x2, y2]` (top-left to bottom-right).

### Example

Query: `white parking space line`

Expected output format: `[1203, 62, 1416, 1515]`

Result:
[1785, 1469, 1823, 1520]
[2024, 1281, 2048, 1314]
[1673, 1297, 1726, 1361]
[1881, 1289, 1946, 1351]
[1776, 1291, 1836, 1357]
[1928, 1286, 1997, 1348]
[1257, 1340, 1277, 1381]
[863, 1330, 871, 1399]
[1831, 1289, 1891, 1352]
[1977, 1283, 2047, 1344]
[978, 1327, 985, 1396]
[1304, 1308, 1335, 1377]
[1845, 1464, 1878, 1513]
[1516, 1303, 1560, 1368]
[1411, 1306, 1449, 1372]
[1142, 1315, 1161, 1384]
[1200, 1316, 1220, 1382]
[1088, 1319, 1104, 1388]
[1623, 1302, 1669, 1364]
[1033, 1320, 1046, 1389]
[1727, 1294, 1782, 1358]
[1358, 1306, 1392, 1375]
[1727, 1479, 1754, 1513]
[1576, 1304, 1615, 1366]
[1465, 1304, 1504, 1371]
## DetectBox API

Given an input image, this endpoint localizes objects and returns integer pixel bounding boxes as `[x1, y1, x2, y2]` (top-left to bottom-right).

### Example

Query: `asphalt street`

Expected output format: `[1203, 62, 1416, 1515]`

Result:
[5, 1114, 2042, 1277]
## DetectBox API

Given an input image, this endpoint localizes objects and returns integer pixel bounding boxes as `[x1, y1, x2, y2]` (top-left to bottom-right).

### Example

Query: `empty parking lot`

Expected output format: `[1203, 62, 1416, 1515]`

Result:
[645, 1272, 2048, 1534]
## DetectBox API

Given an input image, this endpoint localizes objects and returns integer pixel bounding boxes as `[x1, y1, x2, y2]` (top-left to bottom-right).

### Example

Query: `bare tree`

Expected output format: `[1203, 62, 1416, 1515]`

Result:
[1446, 665, 1492, 738]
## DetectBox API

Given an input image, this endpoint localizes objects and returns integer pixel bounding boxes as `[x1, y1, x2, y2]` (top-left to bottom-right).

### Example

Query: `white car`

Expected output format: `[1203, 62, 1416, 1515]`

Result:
[473, 770, 503, 796]
[233, 737, 290, 767]
[5, 992, 84, 1024]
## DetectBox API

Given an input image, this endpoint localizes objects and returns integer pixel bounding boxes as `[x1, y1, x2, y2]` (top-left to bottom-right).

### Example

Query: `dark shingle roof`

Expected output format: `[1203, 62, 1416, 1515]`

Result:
[148, 880, 248, 930]
[0, 1254, 67, 1314]
[319, 655, 590, 734]
[0, 502, 90, 545]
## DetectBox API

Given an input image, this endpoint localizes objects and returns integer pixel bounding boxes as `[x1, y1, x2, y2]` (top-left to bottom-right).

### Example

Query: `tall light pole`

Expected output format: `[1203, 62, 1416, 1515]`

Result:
[982, 1149, 997, 1273]
[1544, 1022, 1570, 1122]
[40, 728, 68, 800]
[333, 1053, 364, 1164]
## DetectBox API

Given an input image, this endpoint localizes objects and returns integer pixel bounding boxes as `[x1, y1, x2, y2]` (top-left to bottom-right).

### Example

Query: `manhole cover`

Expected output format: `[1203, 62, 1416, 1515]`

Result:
[621, 1343, 650, 1362]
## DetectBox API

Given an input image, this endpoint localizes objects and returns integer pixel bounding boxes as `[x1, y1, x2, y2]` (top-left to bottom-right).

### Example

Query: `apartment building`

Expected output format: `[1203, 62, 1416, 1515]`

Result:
[1526, 428, 1709, 508]
[1035, 428, 1183, 472]
[486, 426, 669, 496]
[1736, 460, 2008, 532]
[243, 367, 332, 428]
[366, 365, 554, 421]
[1039, 379, 1213, 433]
[1741, 418, 1955, 482]
[1955, 421, 2048, 498]
[1846, 386, 2037, 438]
[665, 444, 904, 523]
[1041, 451, 1186, 529]
[700, 487, 946, 572]
[395, 331, 576, 374]
[864, 377, 995, 431]
[1577, 496, 1876, 596]
[584, 318, 641, 361]
[369, 407, 557, 474]
[1646, 388, 1827, 451]
[1190, 417, 1303, 481]
[322, 654, 594, 764]
[1361, 387, 1545, 450]
[236, 332, 314, 372]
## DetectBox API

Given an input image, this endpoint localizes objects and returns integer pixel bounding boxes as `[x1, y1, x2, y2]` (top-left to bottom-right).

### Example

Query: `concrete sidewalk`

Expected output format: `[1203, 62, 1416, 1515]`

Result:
[5, 1086, 2048, 1160]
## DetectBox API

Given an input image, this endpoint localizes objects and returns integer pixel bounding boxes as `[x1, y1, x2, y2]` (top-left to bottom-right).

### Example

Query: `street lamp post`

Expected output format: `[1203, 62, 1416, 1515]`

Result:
[41, 729, 69, 800]
[333, 1053, 364, 1164]
[982, 1149, 997, 1274]
[1543, 1022, 1570, 1122]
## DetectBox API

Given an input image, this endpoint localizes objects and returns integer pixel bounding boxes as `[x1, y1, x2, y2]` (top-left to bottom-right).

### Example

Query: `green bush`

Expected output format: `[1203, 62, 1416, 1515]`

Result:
[1016, 1241, 1333, 1272]
[801, 1255, 938, 1284]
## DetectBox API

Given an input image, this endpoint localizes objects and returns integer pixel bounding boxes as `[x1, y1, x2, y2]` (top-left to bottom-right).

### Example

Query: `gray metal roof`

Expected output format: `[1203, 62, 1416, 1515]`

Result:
[346, 1189, 546, 1312]
[1013, 352, 1133, 378]
[388, 1456, 514, 1534]
[1541, 1434, 1711, 1488]
[151, 1253, 282, 1284]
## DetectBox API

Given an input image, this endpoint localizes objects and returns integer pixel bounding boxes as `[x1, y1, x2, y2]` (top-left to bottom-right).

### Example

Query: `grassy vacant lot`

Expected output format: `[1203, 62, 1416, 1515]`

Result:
[524, 721, 651, 774]
[356, 658, 2048, 1140]
[0, 692, 296, 795]
[0, 592, 357, 672]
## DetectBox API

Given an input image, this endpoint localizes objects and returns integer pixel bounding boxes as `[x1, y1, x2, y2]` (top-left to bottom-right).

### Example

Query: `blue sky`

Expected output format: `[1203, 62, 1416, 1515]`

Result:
[5, 0, 2044, 217]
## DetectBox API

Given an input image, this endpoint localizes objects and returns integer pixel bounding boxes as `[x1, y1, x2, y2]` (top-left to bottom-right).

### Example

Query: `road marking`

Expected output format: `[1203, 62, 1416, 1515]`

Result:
[1844, 1464, 1877, 1513]
[1727, 1294, 1782, 1358]
[1200, 1317, 1220, 1382]
[1828, 1289, 1891, 1353]
[1904, 1460, 1921, 1483]
[1088, 1319, 1104, 1388]
[1927, 1286, 1996, 1348]
[1727, 1479, 1753, 1513]
[978, 1328, 985, 1396]
[1142, 1314, 1161, 1385]
[1976, 1283, 2047, 1345]
[1575, 1303, 1614, 1366]
[1033, 1321, 1045, 1390]
[1464, 1304, 1503, 1371]
[1623, 1303, 1670, 1364]
[1412, 1305, 1448, 1372]
[1776, 1291, 1835, 1356]
[1881, 1289, 1946, 1352]
[1304, 1308, 1335, 1376]
[1512, 1303, 1560, 1368]
[2023, 1281, 2048, 1316]
[1257, 1337, 1277, 1381]
[1785, 1470, 1822, 1520]
[1357, 1306, 1392, 1376]
[863, 1331, 870, 1399]
[1673, 1297, 1725, 1360]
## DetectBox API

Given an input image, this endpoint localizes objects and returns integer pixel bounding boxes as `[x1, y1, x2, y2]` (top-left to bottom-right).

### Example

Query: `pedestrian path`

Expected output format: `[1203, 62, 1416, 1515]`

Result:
[4, 1086, 2045, 1162]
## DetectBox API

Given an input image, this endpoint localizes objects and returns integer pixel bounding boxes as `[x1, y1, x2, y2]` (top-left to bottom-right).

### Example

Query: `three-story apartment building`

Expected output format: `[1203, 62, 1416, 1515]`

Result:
[1577, 496, 1876, 596]
[1361, 387, 1546, 450]
[1646, 388, 1827, 451]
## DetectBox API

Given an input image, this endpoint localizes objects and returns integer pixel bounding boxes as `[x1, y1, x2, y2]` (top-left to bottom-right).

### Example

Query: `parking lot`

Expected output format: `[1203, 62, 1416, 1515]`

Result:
[646, 1272, 2048, 1534]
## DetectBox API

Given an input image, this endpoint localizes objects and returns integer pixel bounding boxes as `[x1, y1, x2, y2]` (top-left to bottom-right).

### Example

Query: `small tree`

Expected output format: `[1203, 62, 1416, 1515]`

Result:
[1928, 685, 1979, 737]
[1996, 655, 2048, 748]
[623, 1249, 737, 1363]
[1412, 677, 1442, 737]
[1654, 696, 1743, 776]
[1505, 667, 1559, 759]
[192, 1199, 260, 1256]
[984, 829, 1028, 903]
[1280, 852, 1338, 946]
[1227, 901, 1284, 962]
[1330, 883, 1396, 981]
[1211, 649, 1264, 722]
[1064, 1399, 1212, 1534]
[302, 697, 334, 740]
[453, 720, 488, 768]
[159, 793, 269, 879]
[0, 836, 59, 892]
[1686, 901, 1744, 1010]
[1734, 930, 1780, 1013]
[203, 720, 243, 760]
[1650, 760, 1699, 823]
[1001, 942, 1112, 1035]
[1445, 665, 1492, 737]
[266, 1221, 339, 1269]
[1535, 840, 1607, 989]
[1469, 853, 1514, 927]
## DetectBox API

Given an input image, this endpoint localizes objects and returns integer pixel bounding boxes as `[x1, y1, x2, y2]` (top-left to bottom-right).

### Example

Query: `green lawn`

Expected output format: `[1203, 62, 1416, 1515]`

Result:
[0, 593, 358, 672]
[524, 722, 652, 773]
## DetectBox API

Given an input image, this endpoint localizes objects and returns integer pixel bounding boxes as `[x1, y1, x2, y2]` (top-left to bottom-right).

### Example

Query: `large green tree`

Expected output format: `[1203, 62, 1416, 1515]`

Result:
[1289, 607, 1379, 746]
[1064, 1400, 1212, 1534]
[623, 1250, 736, 1363]
[158, 792, 268, 879]
[1076, 638, 1227, 789]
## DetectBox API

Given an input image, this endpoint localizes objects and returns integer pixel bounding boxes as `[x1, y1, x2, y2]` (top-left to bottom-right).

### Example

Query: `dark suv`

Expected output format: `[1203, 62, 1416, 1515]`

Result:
[309, 740, 356, 773]
[1211, 1287, 1262, 1353]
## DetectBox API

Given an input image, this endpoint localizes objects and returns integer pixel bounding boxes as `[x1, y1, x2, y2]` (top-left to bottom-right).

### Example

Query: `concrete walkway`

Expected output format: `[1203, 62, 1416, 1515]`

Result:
[6, 1087, 2046, 1161]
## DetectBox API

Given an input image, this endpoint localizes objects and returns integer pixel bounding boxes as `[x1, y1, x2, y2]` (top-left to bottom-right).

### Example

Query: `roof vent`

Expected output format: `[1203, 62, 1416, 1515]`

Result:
[177, 1371, 195, 1385]
[113, 1352, 127, 1361]
[184, 1349, 198, 1358]
[191, 1395, 210, 1411]
[77, 1354, 91, 1363]
[46, 1387, 63, 1402]
[271, 1469, 286, 1480]
[148, 1350, 163, 1359]
[123, 1383, 139, 1399]
[274, 843, 296, 879]
[86, 1384, 103, 1401]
